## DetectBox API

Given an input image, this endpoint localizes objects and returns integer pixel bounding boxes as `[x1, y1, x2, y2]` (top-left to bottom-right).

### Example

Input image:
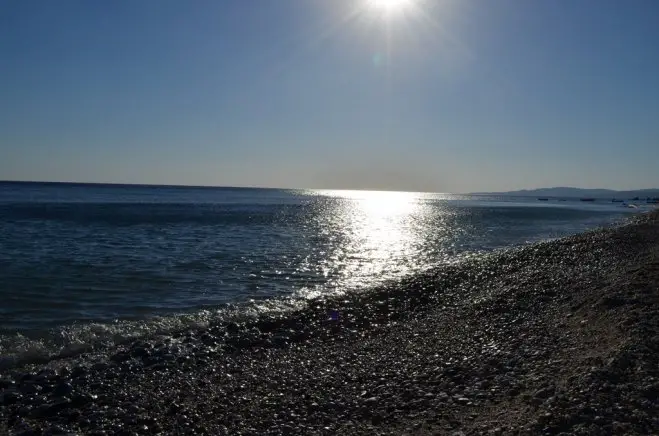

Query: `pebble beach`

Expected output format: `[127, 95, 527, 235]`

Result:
[1, 211, 658, 435]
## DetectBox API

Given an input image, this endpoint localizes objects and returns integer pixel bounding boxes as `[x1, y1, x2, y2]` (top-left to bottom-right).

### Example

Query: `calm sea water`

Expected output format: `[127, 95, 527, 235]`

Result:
[0, 182, 642, 363]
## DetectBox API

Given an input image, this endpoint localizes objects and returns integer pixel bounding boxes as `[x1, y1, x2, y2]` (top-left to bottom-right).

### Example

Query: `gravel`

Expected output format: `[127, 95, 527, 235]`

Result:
[1, 211, 658, 435]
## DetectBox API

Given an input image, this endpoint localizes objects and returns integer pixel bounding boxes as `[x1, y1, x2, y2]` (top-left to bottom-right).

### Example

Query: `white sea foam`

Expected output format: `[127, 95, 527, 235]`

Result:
[0, 295, 312, 370]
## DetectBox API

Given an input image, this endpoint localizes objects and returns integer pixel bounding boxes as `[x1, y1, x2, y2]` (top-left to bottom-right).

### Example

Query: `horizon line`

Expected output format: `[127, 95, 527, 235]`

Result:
[1, 179, 657, 195]
[0, 179, 462, 195]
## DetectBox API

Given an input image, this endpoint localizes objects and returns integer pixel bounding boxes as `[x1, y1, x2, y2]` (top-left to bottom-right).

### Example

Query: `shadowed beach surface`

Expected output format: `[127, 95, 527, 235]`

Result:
[1, 211, 658, 435]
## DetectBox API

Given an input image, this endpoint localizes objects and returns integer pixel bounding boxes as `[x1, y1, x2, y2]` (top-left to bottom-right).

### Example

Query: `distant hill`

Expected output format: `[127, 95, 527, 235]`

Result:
[472, 187, 659, 199]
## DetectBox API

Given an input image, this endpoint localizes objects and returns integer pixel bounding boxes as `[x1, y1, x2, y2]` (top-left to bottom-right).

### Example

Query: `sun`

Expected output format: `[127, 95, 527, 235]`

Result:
[368, 0, 412, 12]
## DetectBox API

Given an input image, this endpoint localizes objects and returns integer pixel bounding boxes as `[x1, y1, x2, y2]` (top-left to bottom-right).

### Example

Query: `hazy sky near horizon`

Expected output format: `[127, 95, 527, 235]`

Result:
[2, 0, 658, 192]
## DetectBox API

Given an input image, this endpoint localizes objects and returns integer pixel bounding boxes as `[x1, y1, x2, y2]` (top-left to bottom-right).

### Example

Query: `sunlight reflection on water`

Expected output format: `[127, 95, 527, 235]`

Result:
[294, 190, 452, 298]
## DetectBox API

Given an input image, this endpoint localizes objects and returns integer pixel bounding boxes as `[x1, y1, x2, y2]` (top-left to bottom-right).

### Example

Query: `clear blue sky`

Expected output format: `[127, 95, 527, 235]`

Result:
[2, 0, 658, 192]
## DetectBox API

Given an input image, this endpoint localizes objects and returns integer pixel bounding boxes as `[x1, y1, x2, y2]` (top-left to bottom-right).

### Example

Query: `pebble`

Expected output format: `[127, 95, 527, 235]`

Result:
[1, 391, 22, 405]
[53, 382, 74, 397]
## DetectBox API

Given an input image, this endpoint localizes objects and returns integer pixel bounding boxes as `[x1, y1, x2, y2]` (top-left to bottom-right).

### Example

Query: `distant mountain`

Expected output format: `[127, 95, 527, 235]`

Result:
[472, 187, 659, 199]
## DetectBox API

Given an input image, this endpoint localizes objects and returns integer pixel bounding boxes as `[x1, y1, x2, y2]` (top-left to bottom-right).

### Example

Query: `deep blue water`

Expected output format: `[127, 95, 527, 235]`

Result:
[0, 182, 643, 362]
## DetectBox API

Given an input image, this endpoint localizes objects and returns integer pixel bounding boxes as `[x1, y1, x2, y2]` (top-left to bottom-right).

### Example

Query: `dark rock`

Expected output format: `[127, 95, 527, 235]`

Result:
[70, 366, 87, 378]
[167, 403, 181, 415]
[143, 356, 161, 366]
[17, 405, 33, 416]
[149, 363, 168, 371]
[92, 362, 110, 371]
[15, 430, 40, 436]
[34, 398, 72, 417]
[19, 373, 35, 383]
[0, 379, 16, 389]
[201, 334, 219, 346]
[534, 387, 554, 399]
[53, 382, 74, 397]
[1, 390, 22, 405]
[20, 383, 42, 395]
[44, 425, 70, 435]
[130, 346, 150, 358]
[110, 352, 131, 363]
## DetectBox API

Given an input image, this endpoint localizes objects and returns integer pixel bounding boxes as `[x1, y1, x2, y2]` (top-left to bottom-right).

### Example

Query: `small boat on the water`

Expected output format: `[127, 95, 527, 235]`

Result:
[537, 198, 549, 201]
[612, 199, 624, 203]
[580, 198, 595, 202]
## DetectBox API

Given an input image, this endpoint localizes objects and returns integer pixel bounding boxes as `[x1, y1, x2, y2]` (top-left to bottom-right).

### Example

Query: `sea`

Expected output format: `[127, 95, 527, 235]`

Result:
[0, 181, 646, 367]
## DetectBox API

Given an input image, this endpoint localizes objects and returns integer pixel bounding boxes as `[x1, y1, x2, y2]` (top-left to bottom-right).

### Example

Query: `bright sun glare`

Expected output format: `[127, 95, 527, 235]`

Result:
[368, 0, 412, 12]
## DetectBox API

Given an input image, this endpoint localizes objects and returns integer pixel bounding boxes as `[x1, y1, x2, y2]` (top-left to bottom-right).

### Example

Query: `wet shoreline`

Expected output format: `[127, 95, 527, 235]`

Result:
[1, 211, 658, 435]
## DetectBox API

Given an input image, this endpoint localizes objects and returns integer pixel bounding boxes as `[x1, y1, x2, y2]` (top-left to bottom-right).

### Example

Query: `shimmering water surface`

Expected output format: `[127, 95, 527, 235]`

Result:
[0, 182, 642, 358]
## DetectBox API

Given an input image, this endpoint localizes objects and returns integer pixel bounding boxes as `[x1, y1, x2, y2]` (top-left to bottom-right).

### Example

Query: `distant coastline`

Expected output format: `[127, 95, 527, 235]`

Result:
[471, 186, 659, 199]
[2, 181, 658, 198]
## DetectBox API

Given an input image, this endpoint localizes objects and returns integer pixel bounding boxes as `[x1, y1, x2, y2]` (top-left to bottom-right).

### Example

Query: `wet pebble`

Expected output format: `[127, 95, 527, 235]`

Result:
[1, 391, 22, 405]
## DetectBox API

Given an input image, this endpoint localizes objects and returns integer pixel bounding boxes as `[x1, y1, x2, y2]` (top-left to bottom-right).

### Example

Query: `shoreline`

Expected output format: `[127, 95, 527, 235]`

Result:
[0, 209, 634, 373]
[1, 211, 658, 435]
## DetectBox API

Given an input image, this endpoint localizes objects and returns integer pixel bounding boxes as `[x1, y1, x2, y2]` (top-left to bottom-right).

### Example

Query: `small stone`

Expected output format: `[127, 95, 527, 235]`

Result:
[534, 387, 554, 399]
[110, 352, 131, 363]
[70, 393, 94, 407]
[92, 362, 109, 371]
[45, 425, 69, 435]
[19, 373, 35, 383]
[20, 383, 42, 395]
[70, 366, 87, 378]
[46, 397, 73, 415]
[1, 391, 22, 405]
[537, 412, 553, 424]
[130, 346, 150, 358]
[0, 379, 16, 389]
[150, 363, 168, 371]
[17, 405, 33, 417]
[226, 322, 240, 333]
[167, 402, 181, 415]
